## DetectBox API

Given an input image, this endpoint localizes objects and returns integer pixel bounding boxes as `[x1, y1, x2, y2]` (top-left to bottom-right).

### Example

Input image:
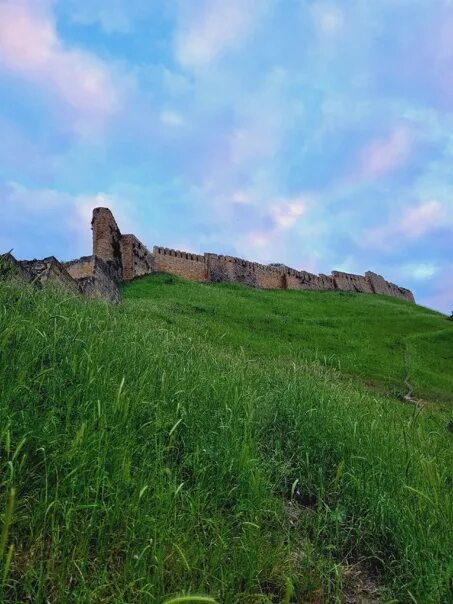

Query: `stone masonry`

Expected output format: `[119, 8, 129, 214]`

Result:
[1, 207, 415, 304]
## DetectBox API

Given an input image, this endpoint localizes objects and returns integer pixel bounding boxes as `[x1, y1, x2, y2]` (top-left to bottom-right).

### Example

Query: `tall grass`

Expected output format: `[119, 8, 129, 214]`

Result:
[0, 279, 452, 602]
[125, 274, 453, 404]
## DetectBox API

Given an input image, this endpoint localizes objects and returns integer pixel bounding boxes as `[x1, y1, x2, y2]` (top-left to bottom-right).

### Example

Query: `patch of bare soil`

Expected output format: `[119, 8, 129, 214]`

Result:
[286, 501, 386, 603]
[341, 562, 383, 603]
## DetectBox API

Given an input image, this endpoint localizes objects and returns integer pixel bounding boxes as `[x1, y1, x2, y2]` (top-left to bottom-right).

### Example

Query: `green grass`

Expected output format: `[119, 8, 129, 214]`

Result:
[125, 274, 453, 404]
[0, 274, 452, 603]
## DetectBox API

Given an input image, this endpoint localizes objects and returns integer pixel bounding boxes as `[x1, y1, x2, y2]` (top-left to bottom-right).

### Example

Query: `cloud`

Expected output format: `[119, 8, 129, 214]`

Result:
[400, 200, 447, 238]
[401, 262, 440, 281]
[1, 0, 453, 313]
[65, 0, 135, 34]
[238, 195, 311, 252]
[359, 126, 414, 179]
[174, 0, 270, 68]
[0, 182, 136, 259]
[0, 0, 121, 130]
[160, 110, 184, 127]
[420, 264, 453, 314]
[271, 200, 307, 230]
[363, 200, 450, 250]
[311, 2, 345, 37]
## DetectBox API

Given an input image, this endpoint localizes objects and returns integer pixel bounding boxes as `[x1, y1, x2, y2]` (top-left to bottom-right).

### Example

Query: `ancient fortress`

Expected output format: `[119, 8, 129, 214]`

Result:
[3, 207, 415, 304]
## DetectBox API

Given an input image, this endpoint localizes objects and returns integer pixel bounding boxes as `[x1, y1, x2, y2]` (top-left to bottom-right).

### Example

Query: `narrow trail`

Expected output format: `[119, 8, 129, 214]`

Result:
[402, 326, 451, 405]
[402, 349, 417, 404]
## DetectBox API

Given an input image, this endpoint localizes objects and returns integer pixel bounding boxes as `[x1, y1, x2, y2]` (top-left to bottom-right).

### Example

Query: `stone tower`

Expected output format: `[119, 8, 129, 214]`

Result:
[92, 207, 123, 282]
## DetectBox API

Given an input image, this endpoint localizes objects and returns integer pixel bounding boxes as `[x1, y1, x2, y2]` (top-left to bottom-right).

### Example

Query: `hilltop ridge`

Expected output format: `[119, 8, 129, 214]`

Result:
[3, 207, 415, 304]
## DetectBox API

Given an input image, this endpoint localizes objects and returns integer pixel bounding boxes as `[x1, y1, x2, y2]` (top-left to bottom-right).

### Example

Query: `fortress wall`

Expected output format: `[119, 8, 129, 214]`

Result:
[206, 254, 287, 288]
[332, 271, 374, 294]
[332, 271, 356, 292]
[206, 255, 341, 292]
[365, 271, 392, 296]
[316, 274, 337, 291]
[153, 246, 207, 281]
[92, 208, 123, 282]
[3, 207, 416, 304]
[3, 253, 120, 303]
[400, 288, 415, 304]
[386, 281, 416, 303]
[294, 271, 336, 291]
[121, 235, 154, 281]
[1, 253, 33, 283]
[254, 264, 286, 289]
[64, 256, 93, 280]
[78, 257, 121, 303]
[288, 270, 314, 290]
[286, 273, 302, 289]
[205, 254, 253, 284]
[19, 257, 81, 295]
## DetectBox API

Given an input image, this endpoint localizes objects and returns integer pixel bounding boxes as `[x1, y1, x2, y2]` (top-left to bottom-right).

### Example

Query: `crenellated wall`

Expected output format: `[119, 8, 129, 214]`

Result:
[2, 207, 415, 304]
[153, 246, 207, 282]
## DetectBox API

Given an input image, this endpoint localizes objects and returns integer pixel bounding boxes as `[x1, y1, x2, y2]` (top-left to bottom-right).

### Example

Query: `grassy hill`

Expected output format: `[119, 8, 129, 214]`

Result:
[0, 275, 452, 603]
[125, 275, 453, 405]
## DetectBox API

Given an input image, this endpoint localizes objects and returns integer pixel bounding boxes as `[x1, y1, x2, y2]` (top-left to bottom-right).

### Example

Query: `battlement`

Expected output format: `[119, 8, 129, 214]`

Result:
[1, 207, 415, 304]
[154, 246, 205, 263]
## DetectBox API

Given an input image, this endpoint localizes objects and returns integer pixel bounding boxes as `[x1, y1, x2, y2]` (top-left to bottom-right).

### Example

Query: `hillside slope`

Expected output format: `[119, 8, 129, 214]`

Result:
[124, 274, 453, 404]
[0, 276, 452, 603]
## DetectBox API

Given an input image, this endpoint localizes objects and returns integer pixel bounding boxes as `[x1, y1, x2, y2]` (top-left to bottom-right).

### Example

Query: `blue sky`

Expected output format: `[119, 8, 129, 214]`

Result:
[0, 0, 452, 312]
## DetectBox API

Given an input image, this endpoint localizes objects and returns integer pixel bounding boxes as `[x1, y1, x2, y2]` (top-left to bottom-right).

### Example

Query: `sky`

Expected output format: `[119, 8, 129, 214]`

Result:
[0, 0, 452, 313]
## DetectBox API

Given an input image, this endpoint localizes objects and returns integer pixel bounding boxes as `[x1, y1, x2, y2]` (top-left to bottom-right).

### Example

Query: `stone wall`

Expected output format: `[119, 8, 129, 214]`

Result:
[1, 207, 416, 304]
[92, 208, 123, 282]
[255, 263, 287, 289]
[365, 271, 392, 296]
[204, 255, 342, 293]
[77, 257, 121, 303]
[202, 253, 414, 302]
[293, 271, 337, 291]
[206, 254, 259, 286]
[19, 257, 81, 295]
[64, 256, 93, 280]
[386, 281, 415, 303]
[122, 235, 154, 281]
[1, 252, 121, 304]
[332, 271, 375, 294]
[153, 246, 207, 281]
[0, 252, 33, 283]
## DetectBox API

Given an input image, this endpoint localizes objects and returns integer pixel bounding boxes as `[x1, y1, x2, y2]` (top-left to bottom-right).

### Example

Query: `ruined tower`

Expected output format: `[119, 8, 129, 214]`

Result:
[92, 207, 123, 282]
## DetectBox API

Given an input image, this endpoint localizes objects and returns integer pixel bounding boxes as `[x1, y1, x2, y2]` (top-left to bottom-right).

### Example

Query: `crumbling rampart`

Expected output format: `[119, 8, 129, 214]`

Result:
[1, 207, 415, 304]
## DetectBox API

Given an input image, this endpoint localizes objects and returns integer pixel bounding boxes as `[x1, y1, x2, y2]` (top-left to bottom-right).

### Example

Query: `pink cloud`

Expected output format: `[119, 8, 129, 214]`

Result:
[1, 181, 136, 256]
[0, 1, 121, 129]
[416, 262, 453, 314]
[363, 200, 450, 250]
[400, 200, 446, 238]
[270, 199, 307, 230]
[243, 196, 310, 250]
[175, 0, 269, 68]
[359, 126, 414, 178]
